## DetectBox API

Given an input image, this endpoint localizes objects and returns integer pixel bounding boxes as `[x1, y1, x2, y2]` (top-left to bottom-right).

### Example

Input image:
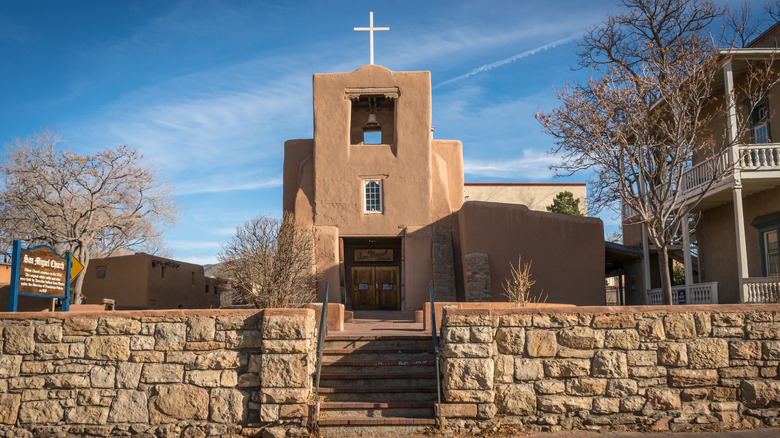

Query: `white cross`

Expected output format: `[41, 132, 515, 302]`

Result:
[354, 12, 389, 65]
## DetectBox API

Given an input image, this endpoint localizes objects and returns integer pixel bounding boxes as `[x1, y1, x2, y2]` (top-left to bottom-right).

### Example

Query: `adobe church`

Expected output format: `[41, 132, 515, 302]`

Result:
[283, 64, 605, 310]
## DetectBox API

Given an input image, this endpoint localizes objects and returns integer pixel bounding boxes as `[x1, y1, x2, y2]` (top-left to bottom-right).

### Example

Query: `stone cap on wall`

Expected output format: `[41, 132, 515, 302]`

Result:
[0, 307, 315, 321]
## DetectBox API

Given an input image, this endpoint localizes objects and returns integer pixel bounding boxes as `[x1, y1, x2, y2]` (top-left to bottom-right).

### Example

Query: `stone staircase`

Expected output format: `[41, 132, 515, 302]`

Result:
[315, 334, 439, 437]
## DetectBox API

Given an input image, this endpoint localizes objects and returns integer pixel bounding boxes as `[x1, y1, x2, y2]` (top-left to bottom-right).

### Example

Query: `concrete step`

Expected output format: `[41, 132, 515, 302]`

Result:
[323, 336, 432, 351]
[322, 349, 434, 362]
[317, 386, 437, 402]
[319, 401, 434, 418]
[320, 363, 435, 375]
[317, 423, 435, 437]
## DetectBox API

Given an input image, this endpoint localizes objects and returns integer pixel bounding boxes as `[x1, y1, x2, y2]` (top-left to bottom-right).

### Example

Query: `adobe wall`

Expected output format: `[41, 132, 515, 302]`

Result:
[464, 183, 587, 215]
[440, 305, 780, 433]
[0, 308, 315, 438]
[458, 201, 605, 306]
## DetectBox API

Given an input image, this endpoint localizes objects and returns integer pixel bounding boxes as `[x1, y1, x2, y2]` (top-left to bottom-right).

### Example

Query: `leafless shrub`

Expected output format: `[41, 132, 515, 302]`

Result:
[502, 255, 545, 307]
[218, 212, 317, 308]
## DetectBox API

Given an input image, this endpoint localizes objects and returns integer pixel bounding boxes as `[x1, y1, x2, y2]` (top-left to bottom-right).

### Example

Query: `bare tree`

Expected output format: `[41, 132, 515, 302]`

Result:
[537, 0, 777, 304]
[0, 130, 178, 303]
[218, 212, 317, 308]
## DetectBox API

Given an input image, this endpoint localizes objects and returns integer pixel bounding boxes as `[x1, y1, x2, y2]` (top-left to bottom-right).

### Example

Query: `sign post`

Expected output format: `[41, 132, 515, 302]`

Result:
[8, 240, 71, 312]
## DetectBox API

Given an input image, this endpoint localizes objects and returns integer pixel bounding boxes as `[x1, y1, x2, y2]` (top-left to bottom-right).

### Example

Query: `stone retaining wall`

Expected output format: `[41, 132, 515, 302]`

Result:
[440, 305, 780, 433]
[0, 309, 315, 437]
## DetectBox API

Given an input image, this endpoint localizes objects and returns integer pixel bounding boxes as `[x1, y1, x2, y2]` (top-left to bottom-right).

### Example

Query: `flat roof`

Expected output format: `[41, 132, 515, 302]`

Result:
[464, 182, 585, 186]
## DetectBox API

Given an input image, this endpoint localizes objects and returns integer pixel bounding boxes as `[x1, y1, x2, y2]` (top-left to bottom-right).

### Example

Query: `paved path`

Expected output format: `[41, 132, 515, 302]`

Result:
[529, 430, 780, 437]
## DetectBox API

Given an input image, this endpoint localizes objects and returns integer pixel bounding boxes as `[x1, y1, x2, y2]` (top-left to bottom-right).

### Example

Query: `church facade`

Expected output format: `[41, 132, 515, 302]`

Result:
[283, 65, 605, 310]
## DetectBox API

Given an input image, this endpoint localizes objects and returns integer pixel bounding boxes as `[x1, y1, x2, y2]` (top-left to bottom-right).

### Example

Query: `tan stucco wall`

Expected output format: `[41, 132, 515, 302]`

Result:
[458, 201, 605, 306]
[698, 186, 780, 303]
[464, 183, 587, 215]
[82, 253, 218, 309]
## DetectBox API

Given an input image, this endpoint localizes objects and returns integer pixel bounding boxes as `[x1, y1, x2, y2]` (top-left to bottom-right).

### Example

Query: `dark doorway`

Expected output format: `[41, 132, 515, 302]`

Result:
[343, 237, 402, 310]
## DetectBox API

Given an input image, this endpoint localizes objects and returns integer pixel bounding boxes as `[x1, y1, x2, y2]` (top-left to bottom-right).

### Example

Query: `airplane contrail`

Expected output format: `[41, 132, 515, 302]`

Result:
[434, 34, 579, 89]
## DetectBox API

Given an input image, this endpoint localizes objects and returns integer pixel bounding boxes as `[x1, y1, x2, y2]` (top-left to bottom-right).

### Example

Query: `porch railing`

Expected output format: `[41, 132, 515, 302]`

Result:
[742, 277, 780, 303]
[683, 150, 731, 192]
[645, 282, 718, 305]
[739, 144, 780, 169]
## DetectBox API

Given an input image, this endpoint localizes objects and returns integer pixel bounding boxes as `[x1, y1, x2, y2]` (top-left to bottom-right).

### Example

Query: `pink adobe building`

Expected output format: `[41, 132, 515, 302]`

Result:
[283, 65, 605, 311]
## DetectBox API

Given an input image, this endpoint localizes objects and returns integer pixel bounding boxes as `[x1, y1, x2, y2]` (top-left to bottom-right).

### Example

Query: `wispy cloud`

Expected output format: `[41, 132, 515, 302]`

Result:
[176, 176, 283, 195]
[464, 150, 561, 180]
[434, 35, 578, 88]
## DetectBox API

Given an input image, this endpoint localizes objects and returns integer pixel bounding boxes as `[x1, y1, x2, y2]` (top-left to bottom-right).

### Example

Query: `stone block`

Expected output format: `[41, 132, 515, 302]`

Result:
[495, 384, 535, 415]
[186, 341, 226, 351]
[148, 384, 209, 424]
[713, 327, 744, 338]
[97, 317, 141, 335]
[620, 396, 645, 412]
[4, 325, 34, 354]
[238, 373, 261, 388]
[664, 314, 696, 339]
[442, 343, 493, 358]
[116, 363, 143, 389]
[260, 354, 308, 388]
[606, 379, 637, 397]
[130, 335, 155, 350]
[720, 367, 759, 379]
[593, 397, 620, 414]
[763, 341, 780, 360]
[65, 406, 109, 424]
[627, 350, 657, 366]
[280, 403, 308, 418]
[154, 323, 186, 351]
[69, 343, 85, 358]
[442, 326, 470, 343]
[90, 366, 116, 388]
[694, 312, 712, 336]
[0, 393, 21, 424]
[35, 324, 62, 343]
[747, 323, 780, 340]
[210, 388, 247, 424]
[566, 377, 607, 396]
[712, 313, 745, 327]
[437, 403, 478, 418]
[63, 318, 97, 335]
[629, 366, 667, 378]
[0, 354, 22, 378]
[681, 388, 709, 401]
[537, 395, 592, 413]
[534, 379, 565, 394]
[592, 350, 628, 378]
[188, 317, 216, 342]
[215, 314, 259, 330]
[195, 350, 240, 370]
[592, 313, 635, 329]
[668, 369, 718, 387]
[443, 358, 493, 390]
[48, 374, 90, 389]
[557, 346, 595, 358]
[514, 358, 543, 381]
[526, 330, 557, 357]
[741, 380, 780, 408]
[262, 315, 314, 340]
[495, 327, 525, 354]
[260, 388, 309, 404]
[34, 344, 69, 360]
[499, 313, 533, 327]
[21, 361, 54, 374]
[85, 336, 130, 361]
[637, 318, 665, 341]
[688, 338, 729, 369]
[186, 370, 223, 387]
[221, 370, 238, 387]
[18, 400, 64, 423]
[647, 388, 681, 410]
[605, 329, 639, 350]
[658, 342, 688, 366]
[471, 326, 493, 343]
[543, 358, 590, 377]
[260, 403, 279, 422]
[443, 389, 494, 403]
[8, 376, 45, 390]
[729, 341, 761, 359]
[533, 313, 578, 328]
[141, 364, 184, 383]
[261, 339, 309, 354]
[558, 326, 603, 349]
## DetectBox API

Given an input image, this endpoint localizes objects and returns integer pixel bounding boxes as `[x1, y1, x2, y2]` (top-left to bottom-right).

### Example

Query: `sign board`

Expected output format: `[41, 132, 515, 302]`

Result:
[355, 249, 393, 262]
[8, 240, 71, 312]
[677, 289, 687, 305]
[64, 252, 84, 280]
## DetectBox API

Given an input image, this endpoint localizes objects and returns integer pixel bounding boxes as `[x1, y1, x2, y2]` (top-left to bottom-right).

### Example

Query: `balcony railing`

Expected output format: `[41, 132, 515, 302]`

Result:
[739, 144, 780, 169]
[742, 277, 779, 303]
[683, 150, 731, 193]
[645, 282, 718, 305]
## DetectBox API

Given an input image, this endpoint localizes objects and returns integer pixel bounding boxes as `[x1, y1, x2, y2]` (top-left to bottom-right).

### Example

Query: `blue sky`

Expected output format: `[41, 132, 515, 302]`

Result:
[0, 0, 767, 265]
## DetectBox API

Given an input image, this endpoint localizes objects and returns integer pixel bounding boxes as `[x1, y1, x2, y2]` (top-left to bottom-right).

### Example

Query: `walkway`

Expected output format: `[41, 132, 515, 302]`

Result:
[335, 310, 428, 337]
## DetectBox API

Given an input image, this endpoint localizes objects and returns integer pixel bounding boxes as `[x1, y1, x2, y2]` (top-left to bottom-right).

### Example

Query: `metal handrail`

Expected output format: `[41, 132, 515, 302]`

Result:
[312, 282, 329, 434]
[429, 280, 443, 429]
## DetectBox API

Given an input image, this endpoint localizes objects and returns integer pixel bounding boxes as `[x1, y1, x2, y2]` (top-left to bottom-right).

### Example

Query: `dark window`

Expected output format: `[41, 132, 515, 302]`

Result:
[96, 266, 106, 279]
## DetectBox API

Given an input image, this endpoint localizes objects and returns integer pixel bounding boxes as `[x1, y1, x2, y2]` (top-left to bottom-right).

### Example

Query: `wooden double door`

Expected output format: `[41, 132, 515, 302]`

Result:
[350, 266, 400, 310]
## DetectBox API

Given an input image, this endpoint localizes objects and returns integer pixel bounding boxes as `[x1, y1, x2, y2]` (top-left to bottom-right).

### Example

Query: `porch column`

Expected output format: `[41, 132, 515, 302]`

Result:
[733, 186, 749, 302]
[682, 216, 693, 302]
[641, 224, 652, 302]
